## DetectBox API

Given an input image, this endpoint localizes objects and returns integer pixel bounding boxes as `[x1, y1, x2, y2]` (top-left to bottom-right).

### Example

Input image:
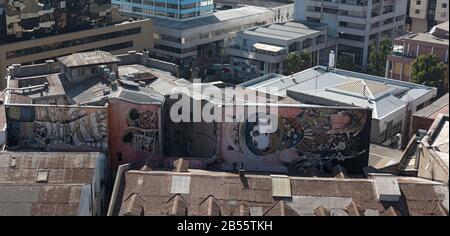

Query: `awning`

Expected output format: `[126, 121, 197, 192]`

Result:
[253, 43, 285, 53]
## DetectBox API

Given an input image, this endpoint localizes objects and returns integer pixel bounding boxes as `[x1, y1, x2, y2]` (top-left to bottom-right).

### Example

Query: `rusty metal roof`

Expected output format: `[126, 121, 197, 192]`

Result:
[57, 51, 120, 68]
[0, 152, 103, 216]
[113, 169, 449, 216]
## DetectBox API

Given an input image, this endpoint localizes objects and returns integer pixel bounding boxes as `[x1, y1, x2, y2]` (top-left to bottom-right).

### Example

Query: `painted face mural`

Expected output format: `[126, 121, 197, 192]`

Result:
[6, 106, 108, 150]
[122, 109, 158, 153]
[223, 107, 370, 173]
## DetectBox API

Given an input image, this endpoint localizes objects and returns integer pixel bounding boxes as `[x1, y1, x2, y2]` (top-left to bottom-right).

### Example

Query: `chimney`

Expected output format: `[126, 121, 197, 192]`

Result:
[414, 140, 421, 169]
[173, 158, 189, 172]
[328, 50, 335, 69]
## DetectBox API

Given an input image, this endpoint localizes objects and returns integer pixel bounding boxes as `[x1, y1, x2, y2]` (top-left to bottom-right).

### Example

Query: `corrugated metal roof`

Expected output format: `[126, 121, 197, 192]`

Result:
[114, 169, 449, 216]
[239, 66, 435, 120]
[58, 51, 120, 68]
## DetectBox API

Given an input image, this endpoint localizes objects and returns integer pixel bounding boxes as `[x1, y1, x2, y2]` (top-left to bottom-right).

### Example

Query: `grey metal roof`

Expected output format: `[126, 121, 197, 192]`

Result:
[239, 66, 436, 119]
[153, 6, 271, 30]
[58, 51, 121, 68]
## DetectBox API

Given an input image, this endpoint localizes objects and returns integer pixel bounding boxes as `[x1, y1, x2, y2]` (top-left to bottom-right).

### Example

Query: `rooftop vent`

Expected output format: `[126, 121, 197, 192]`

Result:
[373, 176, 401, 202]
[170, 175, 191, 194]
[36, 170, 49, 183]
[103, 89, 110, 95]
[9, 157, 16, 168]
[271, 175, 292, 198]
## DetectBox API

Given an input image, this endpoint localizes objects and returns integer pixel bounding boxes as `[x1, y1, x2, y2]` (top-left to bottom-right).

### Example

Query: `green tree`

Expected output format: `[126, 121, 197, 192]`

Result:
[286, 50, 312, 75]
[367, 38, 392, 76]
[412, 54, 448, 96]
[336, 54, 355, 71]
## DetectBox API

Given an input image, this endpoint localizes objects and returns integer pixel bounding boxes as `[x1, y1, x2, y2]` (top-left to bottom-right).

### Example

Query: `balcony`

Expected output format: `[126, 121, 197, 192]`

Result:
[226, 44, 287, 64]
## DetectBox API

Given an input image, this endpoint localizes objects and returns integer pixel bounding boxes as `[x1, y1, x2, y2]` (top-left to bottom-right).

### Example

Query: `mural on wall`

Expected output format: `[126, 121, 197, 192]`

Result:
[122, 108, 159, 153]
[107, 99, 161, 169]
[220, 106, 371, 174]
[6, 105, 107, 150]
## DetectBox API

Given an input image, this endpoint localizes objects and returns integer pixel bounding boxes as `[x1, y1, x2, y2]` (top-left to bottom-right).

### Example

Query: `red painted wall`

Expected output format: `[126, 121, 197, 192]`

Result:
[108, 98, 161, 169]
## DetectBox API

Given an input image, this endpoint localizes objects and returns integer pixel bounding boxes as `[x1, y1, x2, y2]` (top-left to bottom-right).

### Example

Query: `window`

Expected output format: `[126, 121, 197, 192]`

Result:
[415, 9, 420, 14]
[132, 7, 143, 12]
[441, 12, 446, 17]
[306, 17, 320, 22]
[144, 0, 153, 5]
[443, 3, 447, 8]
[416, 0, 421, 5]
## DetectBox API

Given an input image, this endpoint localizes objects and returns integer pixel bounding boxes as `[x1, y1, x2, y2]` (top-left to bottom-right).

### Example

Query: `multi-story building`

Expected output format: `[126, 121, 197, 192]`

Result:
[385, 21, 448, 83]
[0, 2, 154, 90]
[0, 0, 113, 42]
[294, 0, 408, 71]
[226, 20, 335, 80]
[148, 6, 274, 77]
[0, 19, 154, 89]
[112, 0, 214, 21]
[112, 0, 296, 78]
[409, 0, 449, 33]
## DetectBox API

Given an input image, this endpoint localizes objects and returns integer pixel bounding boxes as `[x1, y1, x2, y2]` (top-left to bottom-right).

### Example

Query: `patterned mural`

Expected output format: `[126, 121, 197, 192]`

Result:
[107, 99, 160, 168]
[6, 105, 107, 150]
[122, 109, 159, 153]
[219, 106, 371, 174]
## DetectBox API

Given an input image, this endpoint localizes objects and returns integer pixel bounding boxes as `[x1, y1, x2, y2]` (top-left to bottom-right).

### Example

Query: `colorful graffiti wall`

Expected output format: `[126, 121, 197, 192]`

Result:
[218, 106, 372, 174]
[6, 105, 108, 151]
[108, 99, 160, 168]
